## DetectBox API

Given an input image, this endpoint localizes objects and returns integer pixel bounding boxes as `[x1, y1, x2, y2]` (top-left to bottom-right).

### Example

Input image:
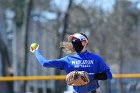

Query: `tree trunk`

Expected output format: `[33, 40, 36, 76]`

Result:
[55, 0, 73, 93]
[22, 0, 33, 93]
[118, 48, 124, 93]
[100, 32, 111, 93]
[0, 33, 13, 93]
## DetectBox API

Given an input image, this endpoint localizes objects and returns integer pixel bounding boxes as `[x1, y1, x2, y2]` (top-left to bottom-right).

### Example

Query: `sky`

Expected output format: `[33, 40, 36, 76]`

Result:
[52, 0, 140, 12]
[33, 0, 140, 22]
[51, 0, 115, 12]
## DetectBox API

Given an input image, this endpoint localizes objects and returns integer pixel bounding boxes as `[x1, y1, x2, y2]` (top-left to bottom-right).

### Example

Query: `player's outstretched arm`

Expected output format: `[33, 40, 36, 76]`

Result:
[30, 43, 66, 69]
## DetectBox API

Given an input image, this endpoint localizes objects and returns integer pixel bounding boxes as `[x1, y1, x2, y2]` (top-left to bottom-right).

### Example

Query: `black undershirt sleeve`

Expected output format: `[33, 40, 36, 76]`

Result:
[94, 72, 107, 80]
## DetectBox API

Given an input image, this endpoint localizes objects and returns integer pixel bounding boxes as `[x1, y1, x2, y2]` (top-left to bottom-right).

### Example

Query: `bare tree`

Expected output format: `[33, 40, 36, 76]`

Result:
[54, 0, 73, 93]
[22, 0, 33, 92]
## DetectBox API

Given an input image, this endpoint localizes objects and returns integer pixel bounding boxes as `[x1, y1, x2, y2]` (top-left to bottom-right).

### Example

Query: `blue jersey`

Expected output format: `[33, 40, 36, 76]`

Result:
[34, 50, 112, 93]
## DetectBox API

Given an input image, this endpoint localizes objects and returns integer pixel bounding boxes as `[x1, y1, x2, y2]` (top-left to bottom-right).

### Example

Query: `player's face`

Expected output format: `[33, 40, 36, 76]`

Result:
[81, 40, 88, 47]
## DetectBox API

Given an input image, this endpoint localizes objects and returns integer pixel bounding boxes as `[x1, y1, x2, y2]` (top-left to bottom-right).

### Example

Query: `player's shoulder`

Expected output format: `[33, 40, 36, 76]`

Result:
[61, 55, 75, 61]
[60, 55, 69, 60]
[87, 51, 103, 59]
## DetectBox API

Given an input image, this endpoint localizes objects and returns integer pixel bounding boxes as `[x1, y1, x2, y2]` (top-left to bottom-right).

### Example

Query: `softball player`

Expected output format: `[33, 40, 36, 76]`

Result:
[30, 33, 112, 93]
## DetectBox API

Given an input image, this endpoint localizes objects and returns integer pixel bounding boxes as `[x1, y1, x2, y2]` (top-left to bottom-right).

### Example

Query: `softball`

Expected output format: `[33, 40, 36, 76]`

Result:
[30, 43, 39, 50]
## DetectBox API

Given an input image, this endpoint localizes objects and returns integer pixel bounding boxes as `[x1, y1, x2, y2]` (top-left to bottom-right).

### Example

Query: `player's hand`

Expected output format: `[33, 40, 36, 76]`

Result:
[30, 43, 39, 53]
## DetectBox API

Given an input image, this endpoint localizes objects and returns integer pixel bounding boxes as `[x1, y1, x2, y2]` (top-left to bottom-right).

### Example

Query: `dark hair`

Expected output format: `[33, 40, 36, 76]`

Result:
[79, 33, 88, 40]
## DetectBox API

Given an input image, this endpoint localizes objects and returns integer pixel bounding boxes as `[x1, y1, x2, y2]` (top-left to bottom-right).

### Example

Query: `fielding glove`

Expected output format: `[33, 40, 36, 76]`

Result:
[66, 71, 90, 86]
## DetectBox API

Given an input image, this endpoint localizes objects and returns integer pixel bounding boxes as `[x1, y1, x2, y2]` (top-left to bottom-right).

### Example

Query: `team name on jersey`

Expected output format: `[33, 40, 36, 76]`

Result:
[71, 60, 94, 68]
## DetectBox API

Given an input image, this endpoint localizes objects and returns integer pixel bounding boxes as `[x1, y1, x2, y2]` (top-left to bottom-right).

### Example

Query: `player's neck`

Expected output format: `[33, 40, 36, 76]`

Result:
[81, 47, 87, 53]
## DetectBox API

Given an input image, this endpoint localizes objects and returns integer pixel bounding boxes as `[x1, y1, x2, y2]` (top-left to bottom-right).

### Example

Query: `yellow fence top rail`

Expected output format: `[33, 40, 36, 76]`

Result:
[0, 74, 140, 81]
[113, 74, 140, 78]
[0, 76, 66, 81]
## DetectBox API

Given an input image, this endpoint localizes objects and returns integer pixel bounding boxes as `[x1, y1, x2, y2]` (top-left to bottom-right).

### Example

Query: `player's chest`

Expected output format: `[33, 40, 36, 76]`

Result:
[67, 59, 99, 72]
